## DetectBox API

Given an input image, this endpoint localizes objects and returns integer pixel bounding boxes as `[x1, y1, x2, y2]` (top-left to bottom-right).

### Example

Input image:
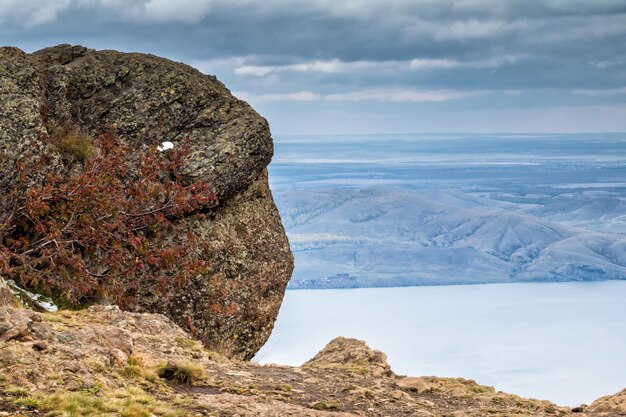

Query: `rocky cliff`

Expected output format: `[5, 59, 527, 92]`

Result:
[0, 44, 293, 359]
[0, 304, 624, 417]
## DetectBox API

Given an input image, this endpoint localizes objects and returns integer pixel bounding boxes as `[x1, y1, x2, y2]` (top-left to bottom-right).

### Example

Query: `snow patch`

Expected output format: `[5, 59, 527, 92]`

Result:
[6, 279, 59, 312]
[157, 141, 175, 152]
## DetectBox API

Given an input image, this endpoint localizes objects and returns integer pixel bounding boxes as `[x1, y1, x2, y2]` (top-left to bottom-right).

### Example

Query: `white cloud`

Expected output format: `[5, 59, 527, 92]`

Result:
[408, 59, 460, 70]
[0, 0, 71, 27]
[433, 19, 531, 41]
[235, 59, 398, 76]
[237, 88, 487, 103]
[190, 56, 254, 73]
[76, 0, 214, 23]
[235, 66, 276, 77]
[235, 55, 523, 77]
[234, 91, 321, 102]
[325, 88, 487, 103]
[139, 0, 214, 23]
[573, 87, 626, 97]
[409, 55, 521, 70]
[588, 60, 624, 69]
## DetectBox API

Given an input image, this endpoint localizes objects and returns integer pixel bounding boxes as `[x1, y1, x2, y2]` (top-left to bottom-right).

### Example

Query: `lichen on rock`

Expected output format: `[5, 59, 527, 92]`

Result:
[0, 277, 18, 308]
[588, 388, 626, 414]
[304, 337, 393, 378]
[0, 44, 294, 359]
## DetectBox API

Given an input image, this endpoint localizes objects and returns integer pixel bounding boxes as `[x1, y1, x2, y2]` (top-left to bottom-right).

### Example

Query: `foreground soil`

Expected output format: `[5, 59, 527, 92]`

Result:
[0, 305, 624, 417]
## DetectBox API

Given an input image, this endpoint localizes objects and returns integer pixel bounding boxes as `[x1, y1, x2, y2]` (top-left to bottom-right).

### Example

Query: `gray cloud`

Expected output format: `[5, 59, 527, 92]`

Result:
[0, 0, 71, 27]
[574, 87, 626, 97]
[1, 0, 625, 133]
[235, 88, 489, 103]
[0, 0, 218, 25]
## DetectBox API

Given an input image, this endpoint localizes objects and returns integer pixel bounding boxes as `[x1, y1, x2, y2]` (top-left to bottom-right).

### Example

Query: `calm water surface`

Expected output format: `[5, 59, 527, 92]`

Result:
[256, 281, 626, 406]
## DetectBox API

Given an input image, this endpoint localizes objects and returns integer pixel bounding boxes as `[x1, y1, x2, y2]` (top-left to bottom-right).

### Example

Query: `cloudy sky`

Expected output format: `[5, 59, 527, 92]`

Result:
[2, 0, 626, 134]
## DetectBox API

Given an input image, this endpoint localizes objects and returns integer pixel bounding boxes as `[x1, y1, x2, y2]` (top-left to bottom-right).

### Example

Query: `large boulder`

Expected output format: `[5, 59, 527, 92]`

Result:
[303, 337, 393, 378]
[0, 44, 293, 359]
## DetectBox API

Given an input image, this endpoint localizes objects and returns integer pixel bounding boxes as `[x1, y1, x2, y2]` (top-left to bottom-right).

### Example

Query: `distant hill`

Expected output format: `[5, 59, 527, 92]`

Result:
[277, 187, 626, 288]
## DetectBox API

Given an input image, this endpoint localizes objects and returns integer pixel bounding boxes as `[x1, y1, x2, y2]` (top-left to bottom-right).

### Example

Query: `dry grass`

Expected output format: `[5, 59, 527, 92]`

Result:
[156, 362, 205, 384]
[11, 387, 185, 417]
[49, 125, 96, 162]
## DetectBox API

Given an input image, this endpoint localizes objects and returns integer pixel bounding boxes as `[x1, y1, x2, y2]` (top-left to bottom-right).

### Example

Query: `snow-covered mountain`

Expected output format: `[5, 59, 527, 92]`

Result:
[275, 187, 626, 288]
[269, 134, 626, 288]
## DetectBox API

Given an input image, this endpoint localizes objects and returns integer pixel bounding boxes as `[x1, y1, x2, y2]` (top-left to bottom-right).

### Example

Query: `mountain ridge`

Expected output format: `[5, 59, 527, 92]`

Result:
[279, 187, 626, 288]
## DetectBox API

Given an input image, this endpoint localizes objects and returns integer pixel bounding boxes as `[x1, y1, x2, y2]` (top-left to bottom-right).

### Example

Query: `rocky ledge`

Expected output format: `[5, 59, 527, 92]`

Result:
[1, 304, 624, 417]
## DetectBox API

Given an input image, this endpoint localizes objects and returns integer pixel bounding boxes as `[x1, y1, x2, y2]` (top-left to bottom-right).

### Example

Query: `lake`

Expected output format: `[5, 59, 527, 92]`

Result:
[256, 281, 626, 406]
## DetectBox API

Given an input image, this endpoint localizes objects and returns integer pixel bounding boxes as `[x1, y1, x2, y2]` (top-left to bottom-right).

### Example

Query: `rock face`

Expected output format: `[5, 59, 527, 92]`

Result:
[0, 47, 44, 212]
[0, 44, 293, 359]
[303, 336, 393, 378]
[588, 388, 626, 414]
[0, 277, 18, 308]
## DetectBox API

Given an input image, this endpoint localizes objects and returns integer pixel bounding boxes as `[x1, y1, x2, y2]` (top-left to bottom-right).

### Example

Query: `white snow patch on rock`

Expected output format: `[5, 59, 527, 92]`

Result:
[157, 141, 175, 152]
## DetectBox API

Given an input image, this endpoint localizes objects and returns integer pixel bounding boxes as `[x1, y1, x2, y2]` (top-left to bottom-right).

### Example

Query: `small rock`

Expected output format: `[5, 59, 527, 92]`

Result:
[415, 399, 436, 407]
[0, 276, 18, 307]
[0, 322, 12, 334]
[63, 361, 83, 373]
[0, 307, 10, 321]
[32, 340, 49, 351]
[81, 376, 96, 389]
[29, 321, 52, 340]
[390, 390, 412, 401]
[55, 332, 72, 343]
[0, 321, 29, 342]
[65, 378, 82, 391]
[397, 377, 431, 393]
[108, 348, 128, 367]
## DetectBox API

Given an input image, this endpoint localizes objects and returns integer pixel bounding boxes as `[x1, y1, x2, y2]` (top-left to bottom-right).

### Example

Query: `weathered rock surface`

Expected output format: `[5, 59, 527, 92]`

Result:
[588, 388, 626, 414]
[0, 47, 45, 215]
[303, 336, 393, 378]
[0, 277, 18, 308]
[1, 305, 623, 417]
[29, 44, 272, 198]
[0, 44, 293, 359]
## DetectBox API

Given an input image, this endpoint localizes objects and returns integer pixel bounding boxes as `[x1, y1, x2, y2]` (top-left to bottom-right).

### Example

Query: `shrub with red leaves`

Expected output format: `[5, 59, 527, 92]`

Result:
[0, 129, 217, 307]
